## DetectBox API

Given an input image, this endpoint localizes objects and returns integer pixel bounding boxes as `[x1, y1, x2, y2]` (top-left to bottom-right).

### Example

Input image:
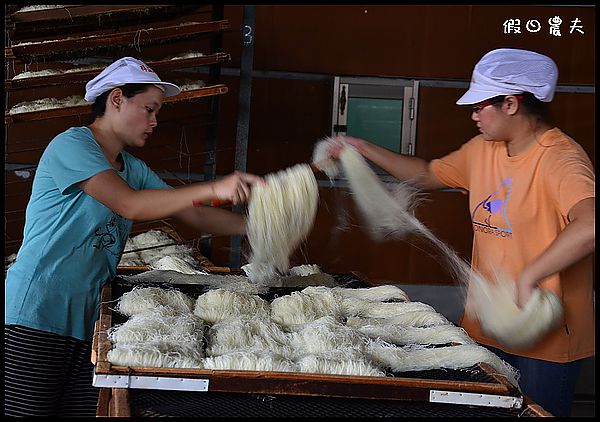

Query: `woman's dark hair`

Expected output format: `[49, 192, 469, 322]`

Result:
[516, 92, 547, 120]
[90, 83, 152, 120]
[492, 92, 549, 121]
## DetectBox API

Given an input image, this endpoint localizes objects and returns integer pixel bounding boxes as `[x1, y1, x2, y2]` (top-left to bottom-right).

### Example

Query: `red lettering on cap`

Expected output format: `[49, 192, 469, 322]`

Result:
[139, 64, 155, 73]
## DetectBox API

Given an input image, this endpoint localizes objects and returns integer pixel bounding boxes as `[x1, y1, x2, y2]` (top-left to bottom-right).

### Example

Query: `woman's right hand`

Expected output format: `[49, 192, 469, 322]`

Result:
[328, 135, 368, 159]
[210, 171, 264, 205]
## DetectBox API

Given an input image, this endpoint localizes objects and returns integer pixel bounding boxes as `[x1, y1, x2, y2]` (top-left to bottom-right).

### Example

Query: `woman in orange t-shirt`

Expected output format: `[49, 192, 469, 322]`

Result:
[328, 48, 594, 417]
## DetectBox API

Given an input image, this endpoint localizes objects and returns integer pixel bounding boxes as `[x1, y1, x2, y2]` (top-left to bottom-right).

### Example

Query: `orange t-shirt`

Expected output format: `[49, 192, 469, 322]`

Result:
[429, 127, 595, 363]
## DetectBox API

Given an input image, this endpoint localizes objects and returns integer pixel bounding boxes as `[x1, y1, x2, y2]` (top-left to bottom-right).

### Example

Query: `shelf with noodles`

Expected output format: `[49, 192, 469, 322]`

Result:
[4, 53, 230, 90]
[92, 274, 524, 404]
[5, 20, 231, 61]
[4, 85, 228, 124]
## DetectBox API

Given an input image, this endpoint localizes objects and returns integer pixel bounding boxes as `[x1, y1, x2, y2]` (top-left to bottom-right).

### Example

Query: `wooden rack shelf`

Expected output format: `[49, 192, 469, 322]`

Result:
[5, 20, 231, 60]
[7, 5, 179, 24]
[5, 5, 211, 40]
[4, 53, 231, 90]
[5, 85, 228, 124]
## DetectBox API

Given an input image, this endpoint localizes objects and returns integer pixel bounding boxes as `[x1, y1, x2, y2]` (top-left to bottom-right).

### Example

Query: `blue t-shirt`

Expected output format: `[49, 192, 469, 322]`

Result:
[5, 126, 170, 341]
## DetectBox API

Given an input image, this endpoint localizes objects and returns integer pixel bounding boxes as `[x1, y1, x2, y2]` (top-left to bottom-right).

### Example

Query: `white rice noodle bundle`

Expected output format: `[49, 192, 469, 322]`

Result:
[367, 340, 520, 388]
[119, 230, 198, 267]
[115, 286, 194, 316]
[151, 255, 205, 275]
[353, 322, 474, 346]
[108, 311, 204, 357]
[194, 289, 270, 324]
[205, 317, 291, 357]
[240, 263, 278, 286]
[338, 296, 375, 317]
[347, 312, 451, 329]
[271, 290, 343, 327]
[120, 230, 170, 266]
[333, 285, 410, 302]
[202, 351, 296, 373]
[467, 269, 563, 350]
[139, 244, 196, 267]
[339, 299, 433, 320]
[108, 344, 203, 369]
[288, 264, 322, 276]
[131, 230, 173, 249]
[297, 352, 386, 377]
[287, 316, 368, 359]
[246, 164, 319, 284]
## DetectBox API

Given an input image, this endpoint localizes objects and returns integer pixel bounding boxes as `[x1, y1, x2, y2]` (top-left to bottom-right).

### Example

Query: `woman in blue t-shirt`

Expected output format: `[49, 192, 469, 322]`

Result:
[4, 57, 263, 416]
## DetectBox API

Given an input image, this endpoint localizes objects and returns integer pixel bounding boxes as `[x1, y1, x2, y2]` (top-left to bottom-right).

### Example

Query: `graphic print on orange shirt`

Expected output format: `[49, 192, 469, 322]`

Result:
[471, 177, 513, 238]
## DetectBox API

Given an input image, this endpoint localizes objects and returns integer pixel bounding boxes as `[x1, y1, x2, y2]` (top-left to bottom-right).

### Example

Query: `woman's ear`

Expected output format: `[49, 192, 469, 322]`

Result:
[108, 88, 123, 111]
[504, 95, 520, 116]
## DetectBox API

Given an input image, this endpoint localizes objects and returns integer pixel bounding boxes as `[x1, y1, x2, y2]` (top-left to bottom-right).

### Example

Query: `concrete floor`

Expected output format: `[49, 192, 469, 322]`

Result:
[395, 283, 595, 417]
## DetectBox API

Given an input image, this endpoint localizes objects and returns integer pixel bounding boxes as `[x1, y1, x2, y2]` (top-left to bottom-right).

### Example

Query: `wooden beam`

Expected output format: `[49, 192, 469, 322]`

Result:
[96, 388, 111, 417]
[109, 388, 131, 417]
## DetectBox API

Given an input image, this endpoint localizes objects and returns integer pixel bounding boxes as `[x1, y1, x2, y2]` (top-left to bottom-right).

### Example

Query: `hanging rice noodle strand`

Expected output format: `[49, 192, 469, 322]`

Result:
[245, 163, 319, 285]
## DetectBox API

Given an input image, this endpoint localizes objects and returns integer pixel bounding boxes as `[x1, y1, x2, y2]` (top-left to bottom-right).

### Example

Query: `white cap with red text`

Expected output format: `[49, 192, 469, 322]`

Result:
[84, 56, 180, 102]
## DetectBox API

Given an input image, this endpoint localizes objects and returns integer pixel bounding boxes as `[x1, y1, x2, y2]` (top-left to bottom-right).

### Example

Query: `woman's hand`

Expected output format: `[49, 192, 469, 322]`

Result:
[516, 271, 538, 308]
[211, 171, 264, 205]
[328, 135, 368, 159]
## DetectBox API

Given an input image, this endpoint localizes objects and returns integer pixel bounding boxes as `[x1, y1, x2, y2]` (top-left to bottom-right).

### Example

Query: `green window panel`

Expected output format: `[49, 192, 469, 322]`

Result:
[347, 98, 403, 153]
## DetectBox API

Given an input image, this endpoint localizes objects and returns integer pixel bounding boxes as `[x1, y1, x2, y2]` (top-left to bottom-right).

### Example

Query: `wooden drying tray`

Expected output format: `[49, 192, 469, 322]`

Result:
[6, 5, 200, 25]
[4, 84, 228, 124]
[5, 20, 231, 60]
[116, 223, 215, 272]
[92, 279, 524, 406]
[4, 53, 231, 90]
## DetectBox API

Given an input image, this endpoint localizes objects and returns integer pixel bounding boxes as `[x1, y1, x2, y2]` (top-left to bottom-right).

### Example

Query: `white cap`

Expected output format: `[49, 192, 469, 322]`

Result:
[456, 48, 558, 105]
[84, 57, 181, 102]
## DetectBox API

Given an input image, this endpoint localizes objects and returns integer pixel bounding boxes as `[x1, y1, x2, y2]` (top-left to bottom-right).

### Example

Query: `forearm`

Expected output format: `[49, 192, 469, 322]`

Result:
[521, 210, 594, 287]
[174, 206, 246, 236]
[125, 183, 216, 221]
[79, 169, 261, 222]
[347, 138, 445, 190]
